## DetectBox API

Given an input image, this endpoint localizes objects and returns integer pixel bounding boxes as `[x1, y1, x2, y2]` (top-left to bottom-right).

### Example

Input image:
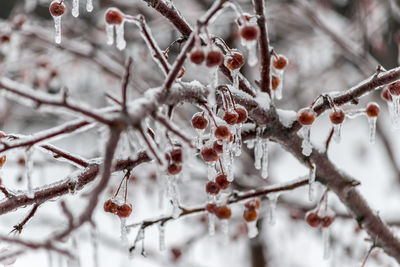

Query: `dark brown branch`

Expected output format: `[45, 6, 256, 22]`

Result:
[122, 57, 133, 112]
[11, 203, 40, 234]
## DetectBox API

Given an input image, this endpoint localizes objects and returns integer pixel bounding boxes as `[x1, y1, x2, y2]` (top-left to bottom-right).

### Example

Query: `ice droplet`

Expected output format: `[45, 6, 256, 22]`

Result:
[208, 213, 215, 236]
[247, 221, 259, 238]
[115, 23, 126, 50]
[266, 194, 279, 225]
[86, 0, 93, 12]
[322, 227, 331, 259]
[309, 163, 316, 201]
[261, 140, 268, 179]
[106, 24, 114, 45]
[332, 124, 342, 143]
[158, 223, 166, 251]
[53, 16, 62, 44]
[72, 0, 79, 17]
[367, 117, 377, 144]
[247, 41, 258, 67]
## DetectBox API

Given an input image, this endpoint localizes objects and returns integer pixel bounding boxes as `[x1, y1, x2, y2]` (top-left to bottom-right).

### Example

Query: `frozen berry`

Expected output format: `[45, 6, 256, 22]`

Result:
[366, 102, 380, 118]
[271, 75, 280, 90]
[191, 113, 208, 130]
[0, 155, 6, 168]
[190, 49, 205, 65]
[215, 173, 230, 190]
[223, 110, 239, 125]
[117, 203, 132, 218]
[225, 51, 245, 70]
[273, 55, 288, 70]
[206, 181, 220, 195]
[206, 50, 224, 67]
[170, 148, 182, 163]
[321, 215, 335, 228]
[214, 205, 232, 219]
[244, 198, 261, 210]
[167, 163, 182, 175]
[105, 8, 124, 25]
[243, 209, 258, 222]
[104, 199, 118, 214]
[49, 1, 66, 17]
[381, 87, 392, 102]
[329, 109, 345, 124]
[213, 141, 223, 154]
[388, 81, 400, 96]
[239, 24, 259, 41]
[235, 105, 248, 124]
[206, 203, 216, 213]
[297, 108, 316, 126]
[305, 211, 321, 227]
[214, 125, 231, 141]
[200, 147, 219, 162]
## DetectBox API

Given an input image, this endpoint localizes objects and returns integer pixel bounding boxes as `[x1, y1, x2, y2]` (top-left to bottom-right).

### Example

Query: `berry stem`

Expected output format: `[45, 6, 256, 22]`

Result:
[219, 159, 225, 174]
[201, 103, 218, 127]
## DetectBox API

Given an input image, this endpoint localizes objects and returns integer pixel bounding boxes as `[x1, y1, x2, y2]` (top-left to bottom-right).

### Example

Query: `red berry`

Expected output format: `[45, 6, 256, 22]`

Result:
[105, 8, 124, 25]
[206, 49, 224, 67]
[223, 111, 239, 125]
[0, 155, 6, 168]
[213, 141, 223, 154]
[191, 113, 208, 130]
[206, 203, 216, 213]
[49, 1, 66, 17]
[200, 147, 219, 162]
[235, 105, 248, 124]
[329, 109, 345, 125]
[271, 75, 280, 90]
[214, 125, 231, 141]
[273, 55, 288, 70]
[243, 209, 258, 222]
[305, 211, 321, 227]
[225, 51, 245, 70]
[321, 215, 335, 228]
[366, 102, 380, 118]
[117, 203, 132, 218]
[190, 49, 205, 65]
[297, 108, 316, 126]
[103, 199, 118, 214]
[244, 198, 261, 210]
[214, 205, 232, 219]
[239, 24, 259, 41]
[215, 173, 230, 190]
[381, 87, 393, 102]
[206, 181, 220, 195]
[170, 148, 182, 163]
[388, 81, 400, 96]
[167, 163, 182, 175]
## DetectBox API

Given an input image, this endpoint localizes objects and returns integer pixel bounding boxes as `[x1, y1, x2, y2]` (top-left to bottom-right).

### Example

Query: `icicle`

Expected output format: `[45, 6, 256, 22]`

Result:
[233, 124, 242, 156]
[261, 140, 268, 179]
[221, 219, 229, 245]
[332, 124, 342, 143]
[90, 225, 99, 267]
[246, 139, 255, 149]
[208, 213, 215, 236]
[309, 163, 316, 201]
[232, 69, 240, 90]
[166, 176, 180, 218]
[388, 101, 400, 129]
[299, 126, 312, 156]
[86, 0, 93, 12]
[254, 128, 262, 170]
[120, 218, 128, 245]
[158, 223, 166, 251]
[115, 23, 126, 50]
[247, 220, 259, 238]
[247, 41, 258, 67]
[106, 24, 114, 45]
[72, 0, 79, 17]
[207, 162, 216, 181]
[47, 251, 53, 267]
[392, 95, 400, 117]
[53, 16, 62, 44]
[266, 194, 279, 225]
[25, 148, 34, 198]
[322, 227, 331, 259]
[368, 117, 377, 144]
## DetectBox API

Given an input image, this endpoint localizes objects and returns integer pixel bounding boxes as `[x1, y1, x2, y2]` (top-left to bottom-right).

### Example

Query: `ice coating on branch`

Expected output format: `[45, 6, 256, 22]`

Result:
[255, 92, 271, 111]
[368, 117, 377, 144]
[72, 0, 79, 17]
[53, 16, 62, 44]
[267, 193, 279, 225]
[298, 126, 313, 156]
[277, 109, 297, 128]
[247, 220, 259, 238]
[309, 163, 316, 201]
[116, 23, 126, 50]
[86, 0, 93, 12]
[158, 223, 166, 251]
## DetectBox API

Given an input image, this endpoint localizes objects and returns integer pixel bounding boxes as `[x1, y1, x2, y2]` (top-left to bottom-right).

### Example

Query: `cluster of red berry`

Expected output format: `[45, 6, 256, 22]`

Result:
[236, 14, 260, 42]
[271, 54, 288, 91]
[165, 147, 183, 176]
[305, 207, 335, 228]
[206, 203, 232, 220]
[243, 198, 261, 222]
[103, 199, 132, 218]
[205, 172, 231, 195]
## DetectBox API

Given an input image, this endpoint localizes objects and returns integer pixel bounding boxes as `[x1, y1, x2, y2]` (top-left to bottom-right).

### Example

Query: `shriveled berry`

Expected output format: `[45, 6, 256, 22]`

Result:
[49, 1, 66, 17]
[329, 109, 345, 125]
[225, 51, 245, 70]
[206, 50, 224, 67]
[388, 81, 400, 96]
[170, 148, 182, 163]
[243, 209, 258, 222]
[366, 102, 380, 118]
[190, 49, 205, 65]
[167, 163, 182, 175]
[321, 216, 335, 228]
[244, 198, 261, 210]
[297, 108, 315, 126]
[235, 105, 248, 124]
[170, 247, 182, 262]
[271, 75, 280, 90]
[104, 199, 118, 214]
[105, 8, 124, 25]
[214, 125, 231, 141]
[117, 203, 132, 218]
[191, 113, 208, 130]
[213, 141, 223, 154]
[214, 205, 232, 219]
[239, 24, 259, 41]
[206, 203, 216, 213]
[206, 181, 220, 195]
[0, 155, 6, 168]
[273, 55, 288, 70]
[223, 111, 239, 125]
[305, 211, 321, 227]
[200, 147, 219, 162]
[381, 87, 392, 102]
[215, 173, 230, 190]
